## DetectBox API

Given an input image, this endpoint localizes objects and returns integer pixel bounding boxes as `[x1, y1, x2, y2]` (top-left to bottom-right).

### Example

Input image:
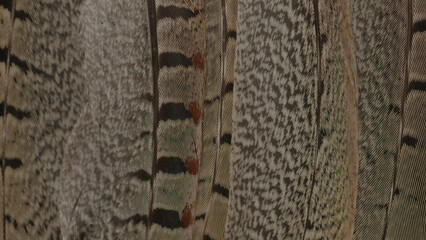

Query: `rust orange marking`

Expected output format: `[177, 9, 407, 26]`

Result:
[181, 205, 194, 228]
[192, 51, 205, 70]
[189, 101, 201, 125]
[186, 156, 199, 175]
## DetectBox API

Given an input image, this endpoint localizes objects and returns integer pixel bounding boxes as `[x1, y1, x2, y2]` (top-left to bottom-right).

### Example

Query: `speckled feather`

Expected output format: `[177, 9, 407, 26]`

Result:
[227, 0, 359, 239]
[226, 0, 318, 238]
[59, 1, 153, 239]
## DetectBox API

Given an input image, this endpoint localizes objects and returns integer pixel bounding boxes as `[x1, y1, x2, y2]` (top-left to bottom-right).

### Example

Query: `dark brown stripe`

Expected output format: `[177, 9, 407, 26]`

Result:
[14, 10, 32, 22]
[195, 214, 205, 220]
[212, 184, 229, 198]
[126, 169, 151, 181]
[203, 235, 214, 240]
[157, 157, 186, 174]
[159, 102, 192, 122]
[10, 54, 30, 73]
[0, 1, 12, 11]
[159, 52, 192, 68]
[220, 133, 232, 145]
[140, 131, 151, 138]
[225, 82, 233, 94]
[388, 104, 400, 114]
[227, 30, 236, 39]
[408, 81, 426, 92]
[204, 95, 220, 105]
[3, 53, 54, 79]
[401, 135, 418, 147]
[142, 93, 153, 102]
[111, 214, 148, 227]
[412, 19, 426, 33]
[0, 158, 22, 169]
[0, 102, 30, 120]
[0, 48, 7, 62]
[152, 208, 182, 229]
[157, 5, 198, 21]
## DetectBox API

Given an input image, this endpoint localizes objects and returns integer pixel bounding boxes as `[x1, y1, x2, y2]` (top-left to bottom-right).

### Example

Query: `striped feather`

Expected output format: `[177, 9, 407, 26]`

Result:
[384, 0, 426, 238]
[149, 0, 207, 238]
[0, 0, 85, 238]
[203, 0, 237, 239]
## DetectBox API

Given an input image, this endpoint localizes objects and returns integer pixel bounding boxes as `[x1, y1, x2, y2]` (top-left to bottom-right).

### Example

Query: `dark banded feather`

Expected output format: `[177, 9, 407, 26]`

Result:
[0, 0, 86, 239]
[149, 0, 207, 238]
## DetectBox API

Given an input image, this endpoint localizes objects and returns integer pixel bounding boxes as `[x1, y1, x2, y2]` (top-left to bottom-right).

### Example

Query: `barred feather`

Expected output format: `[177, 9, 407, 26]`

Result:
[202, 1, 237, 239]
[148, 0, 206, 238]
[0, 0, 85, 238]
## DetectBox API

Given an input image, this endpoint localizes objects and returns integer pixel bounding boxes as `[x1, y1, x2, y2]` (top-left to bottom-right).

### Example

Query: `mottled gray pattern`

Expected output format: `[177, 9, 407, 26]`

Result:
[227, 0, 318, 238]
[59, 0, 153, 239]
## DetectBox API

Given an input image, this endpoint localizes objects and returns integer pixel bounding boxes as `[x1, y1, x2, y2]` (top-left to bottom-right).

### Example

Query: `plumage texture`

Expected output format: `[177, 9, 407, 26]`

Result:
[227, 0, 318, 238]
[0, 0, 425, 239]
[303, 0, 358, 239]
[351, 1, 407, 239]
[202, 1, 237, 240]
[59, 1, 153, 239]
[353, 0, 426, 239]
[149, 0, 206, 238]
[0, 0, 85, 238]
